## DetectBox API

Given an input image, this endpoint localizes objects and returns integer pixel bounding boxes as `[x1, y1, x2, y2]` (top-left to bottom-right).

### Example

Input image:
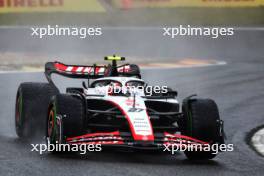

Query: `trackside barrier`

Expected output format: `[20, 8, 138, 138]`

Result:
[0, 0, 105, 13]
[111, 0, 264, 9]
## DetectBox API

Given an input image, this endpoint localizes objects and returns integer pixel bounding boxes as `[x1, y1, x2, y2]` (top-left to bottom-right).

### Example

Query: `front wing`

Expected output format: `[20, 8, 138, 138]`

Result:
[66, 131, 209, 150]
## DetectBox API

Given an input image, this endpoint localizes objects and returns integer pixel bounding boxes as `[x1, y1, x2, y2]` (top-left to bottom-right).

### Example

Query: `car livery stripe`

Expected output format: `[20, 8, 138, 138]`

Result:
[54, 62, 106, 75]
[67, 131, 121, 141]
[164, 132, 209, 144]
[66, 131, 124, 145]
[54, 62, 68, 71]
[66, 66, 73, 72]
[117, 65, 130, 72]
[107, 98, 154, 141]
[54, 62, 133, 75]
[76, 67, 84, 72]
[71, 141, 124, 145]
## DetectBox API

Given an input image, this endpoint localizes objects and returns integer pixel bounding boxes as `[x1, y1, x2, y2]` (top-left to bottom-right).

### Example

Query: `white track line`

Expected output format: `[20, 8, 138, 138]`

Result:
[141, 61, 226, 70]
[0, 70, 41, 74]
[251, 128, 264, 156]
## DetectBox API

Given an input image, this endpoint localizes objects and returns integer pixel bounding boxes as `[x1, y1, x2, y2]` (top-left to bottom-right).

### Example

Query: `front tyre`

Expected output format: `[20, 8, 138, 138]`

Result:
[47, 94, 85, 153]
[182, 98, 224, 160]
[15, 83, 58, 140]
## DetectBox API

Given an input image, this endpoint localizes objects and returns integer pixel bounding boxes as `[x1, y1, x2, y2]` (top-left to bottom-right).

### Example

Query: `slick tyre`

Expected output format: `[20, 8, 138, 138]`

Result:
[47, 94, 85, 146]
[15, 83, 58, 140]
[182, 98, 224, 160]
[130, 64, 141, 78]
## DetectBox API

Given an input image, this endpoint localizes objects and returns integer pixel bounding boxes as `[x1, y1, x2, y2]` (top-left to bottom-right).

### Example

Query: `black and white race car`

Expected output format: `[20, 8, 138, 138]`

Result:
[15, 56, 225, 160]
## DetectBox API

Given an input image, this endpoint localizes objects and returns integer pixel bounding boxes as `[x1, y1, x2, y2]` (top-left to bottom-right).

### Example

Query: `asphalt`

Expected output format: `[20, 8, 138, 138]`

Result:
[0, 27, 263, 64]
[0, 27, 264, 176]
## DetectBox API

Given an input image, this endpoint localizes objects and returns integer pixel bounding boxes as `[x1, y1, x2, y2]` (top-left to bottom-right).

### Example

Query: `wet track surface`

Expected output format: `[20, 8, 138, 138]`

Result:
[0, 27, 263, 62]
[0, 28, 264, 176]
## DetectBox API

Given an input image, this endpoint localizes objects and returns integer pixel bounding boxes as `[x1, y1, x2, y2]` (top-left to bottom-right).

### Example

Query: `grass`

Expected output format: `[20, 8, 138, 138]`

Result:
[0, 7, 263, 26]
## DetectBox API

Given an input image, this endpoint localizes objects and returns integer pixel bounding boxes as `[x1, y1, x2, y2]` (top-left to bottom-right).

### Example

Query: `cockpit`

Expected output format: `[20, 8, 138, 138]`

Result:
[91, 78, 145, 88]
[89, 77, 146, 96]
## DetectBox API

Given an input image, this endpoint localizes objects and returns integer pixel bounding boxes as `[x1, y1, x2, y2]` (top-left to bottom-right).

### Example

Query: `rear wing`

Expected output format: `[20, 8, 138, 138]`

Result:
[45, 62, 106, 85]
[45, 59, 141, 87]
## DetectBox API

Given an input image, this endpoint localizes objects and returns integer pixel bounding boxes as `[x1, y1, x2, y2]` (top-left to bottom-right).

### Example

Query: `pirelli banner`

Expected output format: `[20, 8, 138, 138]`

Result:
[0, 0, 105, 13]
[112, 0, 264, 9]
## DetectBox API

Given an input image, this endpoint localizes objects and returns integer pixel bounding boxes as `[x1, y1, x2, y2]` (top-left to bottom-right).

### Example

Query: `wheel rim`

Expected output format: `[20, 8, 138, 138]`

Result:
[15, 94, 22, 126]
[48, 109, 54, 138]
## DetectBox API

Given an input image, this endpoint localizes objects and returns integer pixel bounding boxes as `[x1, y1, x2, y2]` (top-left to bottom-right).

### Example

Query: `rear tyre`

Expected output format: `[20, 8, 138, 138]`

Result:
[182, 98, 224, 160]
[15, 83, 58, 140]
[129, 64, 141, 78]
[47, 94, 85, 153]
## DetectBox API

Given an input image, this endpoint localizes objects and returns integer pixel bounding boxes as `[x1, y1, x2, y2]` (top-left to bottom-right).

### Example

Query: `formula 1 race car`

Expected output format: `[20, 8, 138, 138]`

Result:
[15, 56, 225, 160]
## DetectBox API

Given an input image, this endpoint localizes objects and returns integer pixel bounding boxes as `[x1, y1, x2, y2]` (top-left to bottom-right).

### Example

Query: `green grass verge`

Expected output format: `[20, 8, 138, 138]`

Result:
[0, 7, 263, 26]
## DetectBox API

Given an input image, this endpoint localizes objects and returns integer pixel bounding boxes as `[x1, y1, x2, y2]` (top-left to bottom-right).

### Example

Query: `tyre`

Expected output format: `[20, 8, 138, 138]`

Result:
[47, 94, 85, 146]
[15, 83, 58, 139]
[129, 64, 141, 78]
[182, 98, 224, 160]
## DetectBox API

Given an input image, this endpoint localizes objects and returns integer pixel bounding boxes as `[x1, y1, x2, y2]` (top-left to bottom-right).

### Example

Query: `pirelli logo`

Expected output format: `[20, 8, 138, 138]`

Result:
[0, 0, 105, 13]
[0, 0, 63, 7]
